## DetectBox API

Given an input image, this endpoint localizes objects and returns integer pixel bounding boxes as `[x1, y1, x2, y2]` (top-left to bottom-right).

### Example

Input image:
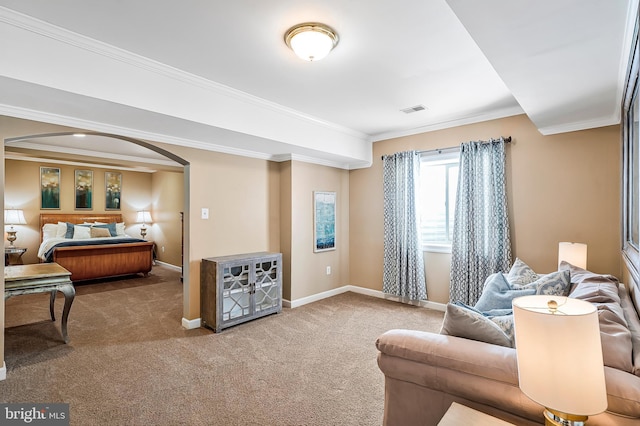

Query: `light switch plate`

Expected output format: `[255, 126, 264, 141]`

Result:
[201, 208, 209, 219]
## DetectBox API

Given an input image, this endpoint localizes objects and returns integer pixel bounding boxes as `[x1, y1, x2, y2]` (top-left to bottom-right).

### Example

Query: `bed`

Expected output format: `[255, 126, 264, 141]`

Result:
[38, 213, 154, 282]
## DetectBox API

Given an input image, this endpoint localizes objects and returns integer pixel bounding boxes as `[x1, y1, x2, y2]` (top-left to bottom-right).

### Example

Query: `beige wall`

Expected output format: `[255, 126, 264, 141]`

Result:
[349, 114, 621, 303]
[287, 161, 349, 301]
[4, 159, 155, 265]
[151, 171, 184, 267]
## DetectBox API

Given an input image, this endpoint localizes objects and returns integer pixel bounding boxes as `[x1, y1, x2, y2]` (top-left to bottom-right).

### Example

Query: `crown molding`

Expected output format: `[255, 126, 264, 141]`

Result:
[4, 152, 158, 173]
[537, 114, 621, 136]
[370, 105, 524, 142]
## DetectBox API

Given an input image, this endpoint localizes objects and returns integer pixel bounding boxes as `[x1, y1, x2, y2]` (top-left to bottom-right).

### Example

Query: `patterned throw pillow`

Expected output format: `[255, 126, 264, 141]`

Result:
[440, 303, 513, 348]
[529, 270, 572, 296]
[506, 258, 539, 285]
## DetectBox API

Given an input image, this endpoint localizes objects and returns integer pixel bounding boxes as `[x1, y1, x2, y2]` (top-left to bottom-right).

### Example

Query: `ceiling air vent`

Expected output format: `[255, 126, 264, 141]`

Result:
[400, 104, 427, 114]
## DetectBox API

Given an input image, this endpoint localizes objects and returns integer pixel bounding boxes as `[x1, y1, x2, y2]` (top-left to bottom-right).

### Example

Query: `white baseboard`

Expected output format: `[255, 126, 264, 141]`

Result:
[0, 362, 6, 381]
[155, 261, 181, 271]
[182, 317, 201, 329]
[283, 285, 446, 312]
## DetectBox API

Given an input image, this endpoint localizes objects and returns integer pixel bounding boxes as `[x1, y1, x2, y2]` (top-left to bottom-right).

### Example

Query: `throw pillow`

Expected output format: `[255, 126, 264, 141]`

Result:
[115, 222, 126, 236]
[507, 258, 539, 285]
[474, 273, 536, 312]
[93, 222, 117, 237]
[526, 270, 572, 296]
[90, 227, 112, 238]
[440, 303, 512, 347]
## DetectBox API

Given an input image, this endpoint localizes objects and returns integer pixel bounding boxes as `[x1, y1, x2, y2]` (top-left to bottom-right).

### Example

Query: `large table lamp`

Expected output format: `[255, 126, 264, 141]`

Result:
[136, 210, 152, 239]
[513, 295, 607, 425]
[4, 209, 27, 246]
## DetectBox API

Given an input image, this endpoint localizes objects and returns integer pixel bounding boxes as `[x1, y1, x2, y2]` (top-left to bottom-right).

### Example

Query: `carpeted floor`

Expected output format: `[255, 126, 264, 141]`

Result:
[1, 265, 444, 425]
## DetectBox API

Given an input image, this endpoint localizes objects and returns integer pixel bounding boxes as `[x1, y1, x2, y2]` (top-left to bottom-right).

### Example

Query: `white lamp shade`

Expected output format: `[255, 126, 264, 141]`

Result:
[4, 209, 27, 225]
[513, 295, 607, 416]
[136, 211, 152, 224]
[558, 242, 587, 269]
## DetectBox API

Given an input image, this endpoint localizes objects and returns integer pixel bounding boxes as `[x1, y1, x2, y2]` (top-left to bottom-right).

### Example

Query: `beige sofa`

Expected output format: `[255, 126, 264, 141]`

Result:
[376, 270, 640, 425]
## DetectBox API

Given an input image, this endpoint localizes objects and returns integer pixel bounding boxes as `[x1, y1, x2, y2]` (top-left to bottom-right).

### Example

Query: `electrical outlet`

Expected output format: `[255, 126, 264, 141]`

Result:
[162, 246, 165, 253]
[326, 266, 331, 275]
[201, 208, 209, 219]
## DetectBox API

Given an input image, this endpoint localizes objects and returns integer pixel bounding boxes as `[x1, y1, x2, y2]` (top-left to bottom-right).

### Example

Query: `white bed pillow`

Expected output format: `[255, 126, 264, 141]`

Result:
[43, 223, 58, 240]
[56, 222, 68, 238]
[72, 225, 91, 239]
[116, 222, 126, 236]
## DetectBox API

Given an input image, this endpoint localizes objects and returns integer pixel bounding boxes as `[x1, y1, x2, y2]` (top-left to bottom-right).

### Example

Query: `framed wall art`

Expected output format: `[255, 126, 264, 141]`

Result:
[105, 171, 122, 210]
[40, 167, 61, 209]
[314, 191, 336, 252]
[75, 169, 93, 210]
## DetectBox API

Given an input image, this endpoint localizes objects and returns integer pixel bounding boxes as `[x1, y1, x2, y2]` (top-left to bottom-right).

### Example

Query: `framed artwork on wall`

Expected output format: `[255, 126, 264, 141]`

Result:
[40, 167, 61, 209]
[105, 171, 122, 210]
[314, 191, 336, 252]
[75, 169, 93, 210]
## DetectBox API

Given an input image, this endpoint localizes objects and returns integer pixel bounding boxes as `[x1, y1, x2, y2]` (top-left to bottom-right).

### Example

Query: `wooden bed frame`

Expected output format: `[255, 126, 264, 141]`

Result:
[39, 213, 154, 282]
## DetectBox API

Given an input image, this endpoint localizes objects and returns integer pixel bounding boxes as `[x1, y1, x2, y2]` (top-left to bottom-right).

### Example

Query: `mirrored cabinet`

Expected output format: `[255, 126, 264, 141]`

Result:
[201, 252, 282, 332]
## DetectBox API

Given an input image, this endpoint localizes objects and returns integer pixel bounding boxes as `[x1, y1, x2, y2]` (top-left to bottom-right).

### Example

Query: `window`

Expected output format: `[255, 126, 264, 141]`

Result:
[418, 150, 459, 252]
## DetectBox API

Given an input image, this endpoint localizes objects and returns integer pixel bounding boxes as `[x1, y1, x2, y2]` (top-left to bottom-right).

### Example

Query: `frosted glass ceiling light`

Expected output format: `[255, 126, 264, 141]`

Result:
[285, 22, 339, 61]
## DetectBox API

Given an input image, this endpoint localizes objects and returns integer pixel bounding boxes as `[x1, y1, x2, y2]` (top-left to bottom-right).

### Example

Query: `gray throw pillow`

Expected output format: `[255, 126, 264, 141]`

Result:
[474, 273, 536, 312]
[440, 303, 513, 347]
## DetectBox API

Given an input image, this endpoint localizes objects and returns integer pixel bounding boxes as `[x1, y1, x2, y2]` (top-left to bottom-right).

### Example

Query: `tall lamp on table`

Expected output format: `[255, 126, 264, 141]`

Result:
[4, 209, 27, 246]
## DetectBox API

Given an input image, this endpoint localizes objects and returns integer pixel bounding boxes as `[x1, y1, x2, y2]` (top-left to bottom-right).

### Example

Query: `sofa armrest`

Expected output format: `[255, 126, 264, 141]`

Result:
[376, 329, 518, 385]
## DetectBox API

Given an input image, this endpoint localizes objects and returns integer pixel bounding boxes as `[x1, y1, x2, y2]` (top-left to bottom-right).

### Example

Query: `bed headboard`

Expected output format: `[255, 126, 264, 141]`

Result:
[39, 213, 123, 242]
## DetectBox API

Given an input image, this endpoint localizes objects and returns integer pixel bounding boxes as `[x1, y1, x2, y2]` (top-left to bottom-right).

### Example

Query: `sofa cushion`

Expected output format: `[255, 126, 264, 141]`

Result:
[506, 258, 539, 285]
[474, 273, 536, 312]
[565, 262, 634, 373]
[619, 286, 640, 377]
[440, 303, 512, 347]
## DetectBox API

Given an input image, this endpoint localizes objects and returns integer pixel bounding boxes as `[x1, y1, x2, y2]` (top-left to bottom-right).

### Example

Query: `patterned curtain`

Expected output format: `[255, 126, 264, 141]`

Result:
[449, 138, 512, 305]
[382, 151, 427, 301]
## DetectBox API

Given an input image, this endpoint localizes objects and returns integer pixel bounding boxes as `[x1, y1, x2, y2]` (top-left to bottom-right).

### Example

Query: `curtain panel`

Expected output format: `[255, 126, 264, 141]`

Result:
[382, 151, 427, 301]
[449, 138, 512, 305]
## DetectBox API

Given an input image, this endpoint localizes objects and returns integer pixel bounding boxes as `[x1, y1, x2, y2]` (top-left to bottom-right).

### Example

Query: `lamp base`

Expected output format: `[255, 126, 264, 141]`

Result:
[6, 230, 17, 247]
[544, 408, 588, 426]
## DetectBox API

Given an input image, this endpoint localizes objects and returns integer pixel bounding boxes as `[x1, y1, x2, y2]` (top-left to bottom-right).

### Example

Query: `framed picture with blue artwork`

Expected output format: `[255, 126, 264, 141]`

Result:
[40, 167, 60, 209]
[105, 171, 122, 210]
[314, 191, 336, 252]
[75, 169, 93, 210]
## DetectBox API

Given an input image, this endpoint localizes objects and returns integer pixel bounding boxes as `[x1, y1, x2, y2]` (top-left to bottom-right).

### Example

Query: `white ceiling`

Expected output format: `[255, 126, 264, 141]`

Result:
[0, 1, 637, 169]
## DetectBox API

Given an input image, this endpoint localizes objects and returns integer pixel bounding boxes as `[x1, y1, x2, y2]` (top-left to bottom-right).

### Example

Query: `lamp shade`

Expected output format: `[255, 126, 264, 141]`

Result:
[136, 211, 152, 224]
[4, 209, 26, 225]
[513, 295, 607, 416]
[558, 242, 587, 269]
[285, 23, 339, 61]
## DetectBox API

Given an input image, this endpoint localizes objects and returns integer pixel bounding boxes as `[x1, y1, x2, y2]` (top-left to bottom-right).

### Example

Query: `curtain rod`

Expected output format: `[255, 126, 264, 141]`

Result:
[381, 136, 512, 160]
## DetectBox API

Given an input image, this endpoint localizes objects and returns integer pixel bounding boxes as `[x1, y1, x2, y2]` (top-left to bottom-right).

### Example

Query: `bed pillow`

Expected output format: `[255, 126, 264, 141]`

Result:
[440, 303, 512, 347]
[474, 273, 536, 312]
[56, 222, 73, 238]
[42, 223, 58, 240]
[116, 222, 126, 236]
[90, 227, 112, 238]
[93, 222, 117, 237]
[72, 225, 91, 239]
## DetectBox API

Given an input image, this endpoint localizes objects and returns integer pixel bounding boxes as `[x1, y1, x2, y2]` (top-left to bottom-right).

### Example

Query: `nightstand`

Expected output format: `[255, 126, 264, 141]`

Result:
[438, 403, 515, 426]
[5, 247, 27, 266]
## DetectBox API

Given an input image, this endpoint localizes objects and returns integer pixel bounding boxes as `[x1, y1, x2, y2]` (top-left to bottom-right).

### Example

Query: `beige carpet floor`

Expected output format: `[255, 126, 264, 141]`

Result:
[1, 266, 444, 425]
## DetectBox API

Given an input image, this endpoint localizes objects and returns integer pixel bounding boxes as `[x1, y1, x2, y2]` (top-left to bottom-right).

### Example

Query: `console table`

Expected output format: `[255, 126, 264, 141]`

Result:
[4, 263, 75, 343]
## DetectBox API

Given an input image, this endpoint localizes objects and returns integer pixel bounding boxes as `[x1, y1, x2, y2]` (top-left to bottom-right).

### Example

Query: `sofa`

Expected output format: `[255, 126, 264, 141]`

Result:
[376, 262, 640, 425]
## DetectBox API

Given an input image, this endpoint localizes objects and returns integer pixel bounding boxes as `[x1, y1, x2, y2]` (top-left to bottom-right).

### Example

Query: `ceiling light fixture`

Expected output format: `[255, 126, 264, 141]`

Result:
[284, 22, 339, 62]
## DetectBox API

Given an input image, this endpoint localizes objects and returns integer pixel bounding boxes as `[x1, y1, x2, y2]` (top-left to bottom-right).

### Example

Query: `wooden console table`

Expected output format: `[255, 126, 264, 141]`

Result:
[4, 263, 75, 343]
